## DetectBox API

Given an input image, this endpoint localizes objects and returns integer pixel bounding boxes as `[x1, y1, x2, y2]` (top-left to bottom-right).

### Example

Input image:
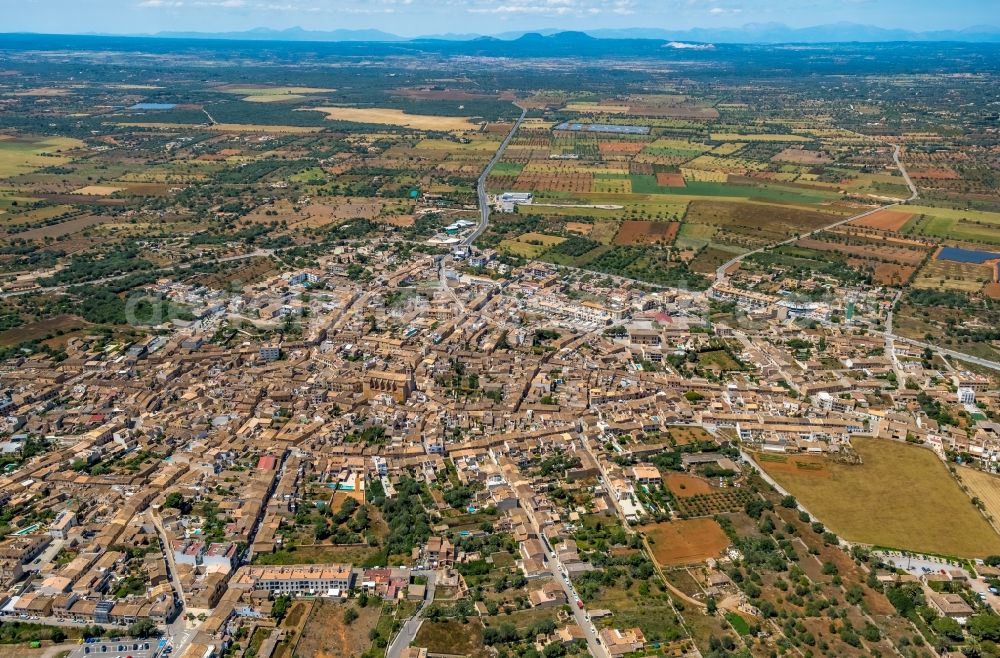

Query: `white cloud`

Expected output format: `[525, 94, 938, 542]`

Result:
[707, 5, 741, 13]
[465, 0, 636, 16]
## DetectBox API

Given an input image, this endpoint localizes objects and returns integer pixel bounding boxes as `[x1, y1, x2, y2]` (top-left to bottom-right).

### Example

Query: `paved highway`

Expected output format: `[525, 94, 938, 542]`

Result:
[462, 105, 528, 248]
[715, 142, 918, 285]
[434, 104, 526, 317]
[146, 509, 194, 654]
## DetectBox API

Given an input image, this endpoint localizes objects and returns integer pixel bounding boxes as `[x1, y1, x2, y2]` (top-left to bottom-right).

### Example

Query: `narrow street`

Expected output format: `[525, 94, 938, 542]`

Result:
[385, 570, 437, 658]
[518, 490, 609, 658]
[145, 509, 192, 652]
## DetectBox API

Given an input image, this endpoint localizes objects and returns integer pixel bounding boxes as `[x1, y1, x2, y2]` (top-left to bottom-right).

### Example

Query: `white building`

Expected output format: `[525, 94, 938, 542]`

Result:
[259, 345, 281, 362]
[497, 192, 533, 213]
[240, 564, 354, 596]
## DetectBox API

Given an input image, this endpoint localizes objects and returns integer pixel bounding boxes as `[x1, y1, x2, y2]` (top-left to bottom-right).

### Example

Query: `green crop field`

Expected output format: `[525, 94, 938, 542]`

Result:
[901, 205, 1000, 244]
[0, 136, 84, 178]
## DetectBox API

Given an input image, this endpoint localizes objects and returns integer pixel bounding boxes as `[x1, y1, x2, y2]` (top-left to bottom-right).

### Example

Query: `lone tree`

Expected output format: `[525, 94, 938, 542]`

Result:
[163, 492, 191, 514]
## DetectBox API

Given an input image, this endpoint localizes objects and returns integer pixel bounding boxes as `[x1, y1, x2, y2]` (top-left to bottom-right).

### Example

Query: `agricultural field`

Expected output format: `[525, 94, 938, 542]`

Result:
[613, 220, 678, 245]
[0, 315, 90, 347]
[475, 91, 934, 287]
[756, 439, 1000, 557]
[655, 172, 686, 187]
[0, 135, 84, 178]
[793, 230, 931, 285]
[671, 487, 757, 518]
[498, 232, 566, 258]
[665, 425, 717, 446]
[900, 205, 1000, 245]
[696, 348, 743, 371]
[912, 256, 995, 292]
[710, 133, 812, 142]
[684, 200, 844, 250]
[772, 147, 833, 165]
[893, 287, 1000, 363]
[850, 208, 914, 231]
[309, 107, 484, 132]
[194, 257, 277, 290]
[72, 185, 123, 196]
[957, 467, 1000, 530]
[641, 518, 731, 566]
[664, 473, 714, 497]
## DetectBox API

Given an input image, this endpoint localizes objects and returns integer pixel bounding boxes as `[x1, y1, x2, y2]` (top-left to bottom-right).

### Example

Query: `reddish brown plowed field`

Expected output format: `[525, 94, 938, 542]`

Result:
[614, 220, 679, 245]
[849, 208, 914, 231]
[642, 519, 730, 566]
[655, 172, 686, 187]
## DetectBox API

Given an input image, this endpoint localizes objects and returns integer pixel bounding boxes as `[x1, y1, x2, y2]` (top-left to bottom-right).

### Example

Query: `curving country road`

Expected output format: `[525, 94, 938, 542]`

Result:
[715, 142, 919, 285]
[883, 331, 1000, 372]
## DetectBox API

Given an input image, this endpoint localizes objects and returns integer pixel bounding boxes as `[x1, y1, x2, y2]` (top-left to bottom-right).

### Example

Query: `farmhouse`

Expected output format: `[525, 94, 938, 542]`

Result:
[927, 591, 974, 620]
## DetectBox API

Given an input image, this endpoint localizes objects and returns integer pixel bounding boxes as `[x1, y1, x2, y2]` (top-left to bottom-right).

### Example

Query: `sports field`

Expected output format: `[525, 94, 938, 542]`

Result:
[757, 438, 1000, 557]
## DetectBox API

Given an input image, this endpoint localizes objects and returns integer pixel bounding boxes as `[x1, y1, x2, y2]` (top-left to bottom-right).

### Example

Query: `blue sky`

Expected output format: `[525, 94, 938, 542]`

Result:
[5, 0, 998, 36]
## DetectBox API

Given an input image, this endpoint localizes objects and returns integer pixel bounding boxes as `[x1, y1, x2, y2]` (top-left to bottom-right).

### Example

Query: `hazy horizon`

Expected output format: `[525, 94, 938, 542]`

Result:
[6, 0, 999, 38]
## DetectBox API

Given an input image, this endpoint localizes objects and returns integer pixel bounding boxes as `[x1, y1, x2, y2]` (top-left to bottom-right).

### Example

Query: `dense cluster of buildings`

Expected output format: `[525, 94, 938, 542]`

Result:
[0, 237, 998, 658]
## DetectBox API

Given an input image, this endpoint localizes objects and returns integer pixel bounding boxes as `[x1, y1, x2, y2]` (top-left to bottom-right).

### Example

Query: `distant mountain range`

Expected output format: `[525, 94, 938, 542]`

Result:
[152, 27, 406, 42]
[142, 22, 1000, 44]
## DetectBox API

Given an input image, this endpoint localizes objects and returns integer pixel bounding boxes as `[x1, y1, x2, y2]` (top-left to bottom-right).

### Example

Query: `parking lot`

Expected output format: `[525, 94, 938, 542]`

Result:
[874, 550, 962, 577]
[69, 639, 161, 658]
